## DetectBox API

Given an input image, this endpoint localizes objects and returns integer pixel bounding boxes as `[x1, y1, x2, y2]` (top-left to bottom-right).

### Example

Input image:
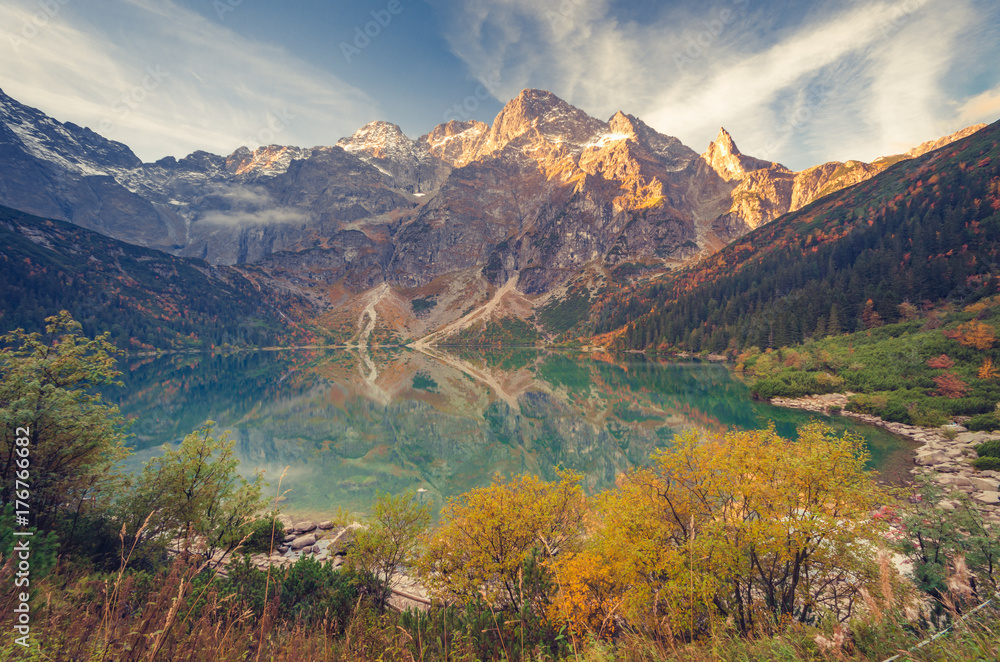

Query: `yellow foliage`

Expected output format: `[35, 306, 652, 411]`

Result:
[953, 320, 996, 350]
[978, 357, 999, 380]
[558, 424, 889, 640]
[416, 471, 586, 608]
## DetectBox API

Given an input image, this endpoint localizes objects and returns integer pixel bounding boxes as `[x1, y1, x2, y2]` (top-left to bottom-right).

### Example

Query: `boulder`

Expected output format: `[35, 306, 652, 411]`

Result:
[915, 451, 947, 466]
[289, 534, 317, 550]
[318, 520, 335, 530]
[293, 521, 318, 533]
[973, 491, 1000, 505]
[282, 534, 297, 543]
[968, 477, 1000, 492]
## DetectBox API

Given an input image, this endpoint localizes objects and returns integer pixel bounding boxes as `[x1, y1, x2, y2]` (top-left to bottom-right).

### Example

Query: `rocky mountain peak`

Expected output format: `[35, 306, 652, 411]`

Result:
[476, 88, 605, 158]
[419, 119, 488, 167]
[712, 127, 740, 156]
[225, 144, 308, 177]
[701, 127, 752, 181]
[607, 110, 639, 136]
[336, 120, 418, 162]
[0, 87, 141, 173]
[606, 111, 698, 168]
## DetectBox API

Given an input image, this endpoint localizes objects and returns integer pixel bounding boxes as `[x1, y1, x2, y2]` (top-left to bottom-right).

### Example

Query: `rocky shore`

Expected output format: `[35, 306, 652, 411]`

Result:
[770, 392, 1000, 524]
[170, 516, 431, 610]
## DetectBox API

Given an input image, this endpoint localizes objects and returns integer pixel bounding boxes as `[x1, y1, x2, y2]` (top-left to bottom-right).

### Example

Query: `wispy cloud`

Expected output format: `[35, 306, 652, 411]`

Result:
[199, 208, 309, 226]
[0, 0, 381, 161]
[956, 86, 1000, 127]
[436, 0, 1000, 169]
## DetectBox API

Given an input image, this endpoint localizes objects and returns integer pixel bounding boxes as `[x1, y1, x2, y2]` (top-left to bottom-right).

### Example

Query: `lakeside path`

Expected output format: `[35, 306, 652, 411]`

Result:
[770, 392, 1000, 524]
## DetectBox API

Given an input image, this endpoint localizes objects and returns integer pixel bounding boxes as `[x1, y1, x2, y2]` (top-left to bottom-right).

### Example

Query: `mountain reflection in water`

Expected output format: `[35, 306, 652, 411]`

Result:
[111, 347, 912, 518]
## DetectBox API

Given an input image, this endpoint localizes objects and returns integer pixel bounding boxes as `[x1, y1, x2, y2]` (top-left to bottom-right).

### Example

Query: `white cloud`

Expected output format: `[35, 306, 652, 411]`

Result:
[209, 184, 274, 207]
[957, 85, 1000, 127]
[436, 0, 994, 169]
[199, 208, 309, 226]
[0, 0, 382, 161]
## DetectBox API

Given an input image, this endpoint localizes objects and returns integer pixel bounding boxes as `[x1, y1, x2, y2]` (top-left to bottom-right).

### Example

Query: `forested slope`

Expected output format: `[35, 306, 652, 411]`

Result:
[0, 205, 314, 350]
[594, 120, 1000, 352]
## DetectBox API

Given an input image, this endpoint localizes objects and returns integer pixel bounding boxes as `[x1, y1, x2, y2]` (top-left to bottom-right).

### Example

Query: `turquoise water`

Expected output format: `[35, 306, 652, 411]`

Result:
[111, 348, 913, 518]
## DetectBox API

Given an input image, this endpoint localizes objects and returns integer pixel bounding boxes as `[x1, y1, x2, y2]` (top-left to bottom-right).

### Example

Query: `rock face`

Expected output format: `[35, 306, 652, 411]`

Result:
[0, 87, 986, 341]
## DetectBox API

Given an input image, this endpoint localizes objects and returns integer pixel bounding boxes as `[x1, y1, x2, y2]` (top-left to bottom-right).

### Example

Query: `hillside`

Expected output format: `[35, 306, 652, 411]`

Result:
[0, 204, 314, 350]
[592, 120, 1000, 352]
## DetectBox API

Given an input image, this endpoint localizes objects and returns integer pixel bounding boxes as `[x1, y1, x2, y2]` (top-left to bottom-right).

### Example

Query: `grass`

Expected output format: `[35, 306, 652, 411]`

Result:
[739, 299, 1000, 426]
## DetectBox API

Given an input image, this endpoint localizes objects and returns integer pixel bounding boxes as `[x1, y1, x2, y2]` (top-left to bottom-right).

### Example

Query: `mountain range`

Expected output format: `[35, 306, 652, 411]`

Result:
[0, 87, 988, 346]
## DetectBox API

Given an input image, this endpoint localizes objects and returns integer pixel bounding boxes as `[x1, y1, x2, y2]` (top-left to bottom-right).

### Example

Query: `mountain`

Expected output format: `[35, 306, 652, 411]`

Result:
[592, 119, 1000, 353]
[0, 204, 314, 350]
[0, 87, 987, 344]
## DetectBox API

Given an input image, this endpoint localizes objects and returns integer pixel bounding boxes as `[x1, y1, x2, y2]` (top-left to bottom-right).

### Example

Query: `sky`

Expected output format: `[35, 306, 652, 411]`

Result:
[2, 0, 999, 170]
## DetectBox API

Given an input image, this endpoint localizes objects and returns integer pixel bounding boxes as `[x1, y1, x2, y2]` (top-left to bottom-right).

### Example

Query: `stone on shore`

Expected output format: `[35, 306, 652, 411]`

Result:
[292, 521, 318, 533]
[289, 534, 317, 550]
[973, 491, 1000, 505]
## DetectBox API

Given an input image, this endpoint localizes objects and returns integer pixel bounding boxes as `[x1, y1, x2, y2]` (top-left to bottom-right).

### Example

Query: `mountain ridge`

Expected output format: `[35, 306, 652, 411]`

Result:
[0, 87, 988, 344]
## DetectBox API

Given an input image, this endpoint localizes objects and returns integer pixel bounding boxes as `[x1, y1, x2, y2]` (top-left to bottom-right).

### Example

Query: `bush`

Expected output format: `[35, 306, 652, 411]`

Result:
[974, 439, 1000, 458]
[971, 456, 1000, 471]
[967, 413, 1000, 431]
[751, 371, 844, 399]
[242, 518, 285, 554]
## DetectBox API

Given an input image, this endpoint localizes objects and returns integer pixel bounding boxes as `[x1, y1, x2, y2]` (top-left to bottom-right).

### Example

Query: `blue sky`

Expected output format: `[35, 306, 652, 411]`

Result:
[2, 0, 999, 170]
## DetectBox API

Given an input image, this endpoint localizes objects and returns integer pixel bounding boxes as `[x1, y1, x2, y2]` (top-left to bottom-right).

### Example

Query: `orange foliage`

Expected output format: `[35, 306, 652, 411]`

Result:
[946, 321, 996, 350]
[978, 357, 999, 381]
[933, 372, 971, 398]
[926, 354, 955, 369]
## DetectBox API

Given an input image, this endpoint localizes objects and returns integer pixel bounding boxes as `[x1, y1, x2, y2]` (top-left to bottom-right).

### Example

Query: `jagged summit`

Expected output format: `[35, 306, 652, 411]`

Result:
[700, 127, 778, 182]
[718, 127, 741, 156]
[475, 88, 606, 158]
[419, 119, 488, 167]
[0, 87, 141, 173]
[336, 120, 419, 162]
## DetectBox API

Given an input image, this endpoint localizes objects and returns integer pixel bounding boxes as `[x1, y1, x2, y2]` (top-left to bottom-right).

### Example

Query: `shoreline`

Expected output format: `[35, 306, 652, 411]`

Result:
[769, 392, 1000, 524]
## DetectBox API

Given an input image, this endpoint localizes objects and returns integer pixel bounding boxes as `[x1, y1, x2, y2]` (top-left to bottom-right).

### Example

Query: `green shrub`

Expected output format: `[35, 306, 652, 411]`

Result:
[910, 407, 948, 428]
[971, 456, 1000, 471]
[751, 371, 844, 399]
[973, 439, 1000, 459]
[967, 413, 1000, 432]
[242, 517, 285, 554]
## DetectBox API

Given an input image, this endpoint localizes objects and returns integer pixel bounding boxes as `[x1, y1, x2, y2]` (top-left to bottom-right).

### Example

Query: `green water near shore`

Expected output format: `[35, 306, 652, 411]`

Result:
[111, 348, 914, 518]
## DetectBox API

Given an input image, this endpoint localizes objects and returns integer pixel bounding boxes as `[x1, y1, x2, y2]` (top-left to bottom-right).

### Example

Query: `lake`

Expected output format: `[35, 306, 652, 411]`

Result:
[111, 347, 915, 519]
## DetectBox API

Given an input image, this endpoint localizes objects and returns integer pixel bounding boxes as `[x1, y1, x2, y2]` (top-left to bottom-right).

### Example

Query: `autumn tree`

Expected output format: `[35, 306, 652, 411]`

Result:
[897, 301, 920, 322]
[926, 354, 955, 369]
[0, 311, 130, 530]
[933, 372, 971, 398]
[978, 357, 999, 380]
[861, 299, 884, 329]
[417, 471, 585, 609]
[947, 320, 996, 350]
[550, 424, 889, 640]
